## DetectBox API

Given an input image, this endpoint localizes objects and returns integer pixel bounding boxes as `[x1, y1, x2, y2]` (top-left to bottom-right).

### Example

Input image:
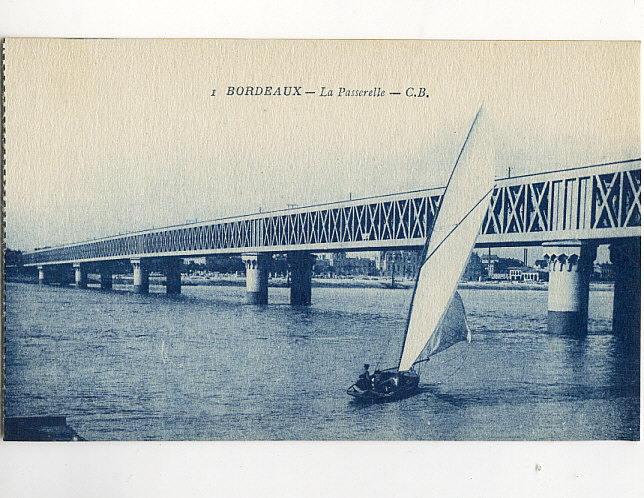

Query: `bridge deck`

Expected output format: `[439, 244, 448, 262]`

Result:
[24, 159, 641, 266]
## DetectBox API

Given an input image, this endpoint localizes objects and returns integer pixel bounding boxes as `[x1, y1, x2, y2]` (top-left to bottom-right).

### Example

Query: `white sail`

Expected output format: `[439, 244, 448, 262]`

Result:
[398, 108, 495, 371]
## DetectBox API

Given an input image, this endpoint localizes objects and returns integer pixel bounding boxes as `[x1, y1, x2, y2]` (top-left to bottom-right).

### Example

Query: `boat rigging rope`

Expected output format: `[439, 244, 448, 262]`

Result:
[422, 186, 495, 267]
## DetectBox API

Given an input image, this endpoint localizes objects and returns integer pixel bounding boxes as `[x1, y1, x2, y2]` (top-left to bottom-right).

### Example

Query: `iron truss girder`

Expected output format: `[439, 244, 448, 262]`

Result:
[24, 160, 641, 265]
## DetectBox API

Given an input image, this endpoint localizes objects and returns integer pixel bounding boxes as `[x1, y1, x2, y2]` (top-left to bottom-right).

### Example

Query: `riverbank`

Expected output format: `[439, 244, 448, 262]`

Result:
[5, 273, 614, 292]
[181, 275, 614, 292]
[459, 280, 613, 292]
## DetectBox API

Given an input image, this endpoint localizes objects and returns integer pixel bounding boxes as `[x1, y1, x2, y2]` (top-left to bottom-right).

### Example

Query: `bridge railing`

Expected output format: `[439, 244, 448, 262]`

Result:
[23, 159, 641, 266]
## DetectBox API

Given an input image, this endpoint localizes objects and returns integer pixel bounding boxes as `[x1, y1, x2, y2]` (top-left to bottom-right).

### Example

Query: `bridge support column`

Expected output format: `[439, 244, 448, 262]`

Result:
[242, 253, 270, 304]
[610, 239, 640, 348]
[288, 252, 316, 305]
[37, 265, 71, 285]
[99, 265, 113, 290]
[543, 240, 596, 336]
[38, 265, 47, 285]
[164, 257, 182, 295]
[131, 258, 150, 294]
[73, 263, 88, 289]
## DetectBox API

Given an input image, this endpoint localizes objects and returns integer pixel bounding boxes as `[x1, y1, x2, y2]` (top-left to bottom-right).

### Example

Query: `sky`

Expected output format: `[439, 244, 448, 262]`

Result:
[4, 40, 640, 254]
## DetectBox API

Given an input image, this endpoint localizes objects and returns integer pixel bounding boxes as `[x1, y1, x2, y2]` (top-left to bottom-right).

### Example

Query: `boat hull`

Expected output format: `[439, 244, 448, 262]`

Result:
[347, 370, 420, 403]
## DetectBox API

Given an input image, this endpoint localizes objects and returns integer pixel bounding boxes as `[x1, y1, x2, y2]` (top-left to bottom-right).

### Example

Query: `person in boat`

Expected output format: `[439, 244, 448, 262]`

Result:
[357, 364, 372, 390]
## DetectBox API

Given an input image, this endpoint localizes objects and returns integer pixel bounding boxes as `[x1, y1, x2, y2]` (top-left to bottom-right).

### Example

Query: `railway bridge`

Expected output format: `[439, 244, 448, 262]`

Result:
[23, 158, 641, 341]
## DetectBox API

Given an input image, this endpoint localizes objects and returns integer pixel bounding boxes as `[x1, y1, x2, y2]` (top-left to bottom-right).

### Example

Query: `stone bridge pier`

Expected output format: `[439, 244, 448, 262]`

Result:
[164, 256, 182, 294]
[242, 253, 270, 304]
[99, 263, 113, 290]
[288, 252, 316, 305]
[543, 240, 597, 336]
[242, 252, 316, 305]
[131, 258, 150, 294]
[38, 264, 73, 286]
[73, 263, 88, 289]
[37, 265, 49, 285]
[130, 257, 182, 294]
[610, 238, 641, 349]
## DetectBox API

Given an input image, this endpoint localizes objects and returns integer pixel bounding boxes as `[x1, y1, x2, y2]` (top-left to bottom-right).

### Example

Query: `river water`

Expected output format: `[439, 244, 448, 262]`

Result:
[4, 282, 639, 440]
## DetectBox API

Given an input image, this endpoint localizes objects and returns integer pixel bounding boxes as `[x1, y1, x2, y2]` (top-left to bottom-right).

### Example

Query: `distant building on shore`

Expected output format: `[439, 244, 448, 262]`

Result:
[378, 250, 422, 278]
[508, 266, 547, 282]
[315, 252, 376, 276]
[480, 253, 500, 278]
[313, 255, 332, 276]
[374, 250, 484, 282]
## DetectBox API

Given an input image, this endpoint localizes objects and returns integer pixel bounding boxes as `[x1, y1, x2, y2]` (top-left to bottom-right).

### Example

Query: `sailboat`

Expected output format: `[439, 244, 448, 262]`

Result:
[347, 106, 495, 402]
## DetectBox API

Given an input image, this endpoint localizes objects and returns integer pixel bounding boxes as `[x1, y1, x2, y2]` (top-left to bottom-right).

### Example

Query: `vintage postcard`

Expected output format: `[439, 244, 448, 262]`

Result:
[2, 39, 640, 441]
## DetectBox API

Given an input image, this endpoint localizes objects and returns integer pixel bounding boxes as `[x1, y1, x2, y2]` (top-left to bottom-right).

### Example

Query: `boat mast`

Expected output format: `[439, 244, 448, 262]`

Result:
[397, 106, 483, 370]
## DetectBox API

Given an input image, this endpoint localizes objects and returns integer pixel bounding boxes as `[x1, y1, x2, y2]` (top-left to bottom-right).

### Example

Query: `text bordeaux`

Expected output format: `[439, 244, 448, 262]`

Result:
[226, 86, 303, 96]
[222, 86, 428, 98]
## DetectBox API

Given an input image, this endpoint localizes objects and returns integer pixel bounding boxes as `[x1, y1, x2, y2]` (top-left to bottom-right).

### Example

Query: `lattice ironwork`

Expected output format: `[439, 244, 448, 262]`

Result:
[479, 163, 640, 244]
[24, 160, 641, 266]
